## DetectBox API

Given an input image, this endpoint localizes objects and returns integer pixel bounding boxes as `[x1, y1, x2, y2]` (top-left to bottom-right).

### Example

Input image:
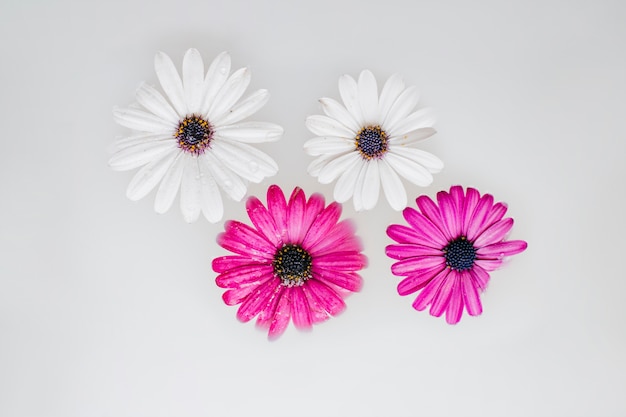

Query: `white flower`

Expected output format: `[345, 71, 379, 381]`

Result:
[110, 49, 283, 223]
[304, 70, 443, 211]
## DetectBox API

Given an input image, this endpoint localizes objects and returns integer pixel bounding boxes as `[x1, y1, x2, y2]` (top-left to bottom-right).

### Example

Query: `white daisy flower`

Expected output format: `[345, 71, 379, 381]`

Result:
[110, 49, 283, 223]
[304, 70, 443, 211]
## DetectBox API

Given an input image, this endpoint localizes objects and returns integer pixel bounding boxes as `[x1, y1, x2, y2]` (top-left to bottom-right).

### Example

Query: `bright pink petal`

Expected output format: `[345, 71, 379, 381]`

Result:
[212, 255, 255, 273]
[236, 278, 282, 322]
[301, 284, 330, 324]
[391, 256, 445, 276]
[445, 273, 464, 324]
[474, 259, 503, 272]
[308, 220, 362, 255]
[312, 268, 363, 292]
[215, 264, 273, 289]
[470, 264, 491, 290]
[314, 251, 368, 271]
[287, 187, 306, 243]
[302, 202, 342, 249]
[397, 264, 443, 295]
[461, 187, 480, 235]
[268, 290, 291, 339]
[474, 218, 514, 248]
[218, 221, 275, 260]
[387, 224, 430, 246]
[267, 185, 288, 242]
[222, 275, 275, 306]
[477, 240, 527, 259]
[385, 243, 442, 260]
[484, 202, 508, 230]
[291, 286, 313, 330]
[437, 190, 461, 239]
[306, 279, 346, 316]
[412, 268, 450, 311]
[246, 196, 281, 246]
[449, 186, 465, 212]
[402, 207, 448, 247]
[461, 273, 483, 316]
[466, 193, 494, 241]
[301, 193, 326, 235]
[416, 195, 451, 240]
[256, 285, 285, 329]
[429, 270, 456, 317]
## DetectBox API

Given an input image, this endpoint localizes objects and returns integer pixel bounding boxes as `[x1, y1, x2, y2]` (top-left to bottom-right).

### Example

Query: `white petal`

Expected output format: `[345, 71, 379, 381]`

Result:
[333, 157, 363, 203]
[389, 127, 436, 147]
[109, 133, 171, 153]
[211, 140, 278, 182]
[305, 115, 355, 138]
[197, 159, 224, 223]
[319, 97, 361, 132]
[126, 149, 178, 201]
[182, 48, 205, 112]
[317, 152, 360, 184]
[154, 151, 185, 214]
[307, 155, 333, 177]
[358, 70, 379, 125]
[179, 157, 202, 223]
[384, 152, 433, 187]
[113, 107, 176, 133]
[383, 86, 420, 132]
[392, 147, 443, 173]
[378, 74, 405, 124]
[303, 136, 355, 157]
[199, 52, 231, 116]
[215, 121, 283, 143]
[211, 89, 269, 126]
[206, 67, 251, 121]
[154, 51, 187, 117]
[379, 158, 407, 211]
[361, 159, 380, 210]
[338, 74, 364, 126]
[109, 139, 177, 171]
[135, 83, 180, 124]
[352, 160, 368, 212]
[203, 151, 247, 201]
[388, 108, 436, 137]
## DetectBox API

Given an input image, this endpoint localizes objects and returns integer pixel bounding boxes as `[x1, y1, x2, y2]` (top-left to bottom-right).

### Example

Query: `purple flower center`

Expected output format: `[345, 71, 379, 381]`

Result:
[273, 244, 312, 287]
[355, 125, 388, 159]
[443, 236, 476, 271]
[176, 115, 213, 155]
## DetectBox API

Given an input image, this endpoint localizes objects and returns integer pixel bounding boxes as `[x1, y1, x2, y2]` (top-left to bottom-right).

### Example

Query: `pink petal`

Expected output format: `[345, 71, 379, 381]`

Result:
[474, 259, 503, 272]
[445, 273, 464, 324]
[397, 264, 443, 295]
[416, 195, 451, 240]
[470, 265, 491, 290]
[301, 285, 331, 324]
[461, 187, 481, 235]
[236, 278, 282, 322]
[412, 268, 450, 311]
[256, 285, 285, 329]
[461, 273, 483, 316]
[312, 268, 363, 292]
[267, 185, 288, 242]
[301, 193, 326, 235]
[217, 222, 275, 261]
[477, 239, 527, 259]
[473, 218, 514, 248]
[386, 243, 442, 260]
[386, 224, 430, 246]
[268, 290, 291, 339]
[449, 186, 465, 211]
[290, 286, 313, 330]
[484, 202, 508, 230]
[246, 196, 281, 247]
[301, 202, 342, 249]
[402, 207, 448, 247]
[215, 264, 273, 289]
[314, 251, 368, 271]
[437, 190, 460, 239]
[466, 193, 494, 241]
[391, 256, 445, 276]
[429, 270, 456, 317]
[222, 274, 275, 306]
[308, 220, 361, 255]
[306, 279, 346, 316]
[212, 255, 255, 273]
[287, 187, 306, 243]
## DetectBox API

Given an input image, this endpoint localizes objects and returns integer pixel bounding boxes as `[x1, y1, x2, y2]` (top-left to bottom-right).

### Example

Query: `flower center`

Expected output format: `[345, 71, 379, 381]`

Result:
[273, 244, 312, 287]
[443, 236, 476, 271]
[355, 125, 388, 159]
[176, 115, 213, 155]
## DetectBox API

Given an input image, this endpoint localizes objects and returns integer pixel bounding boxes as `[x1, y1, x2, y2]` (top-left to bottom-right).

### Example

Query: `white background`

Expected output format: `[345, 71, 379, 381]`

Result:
[1, 0, 625, 416]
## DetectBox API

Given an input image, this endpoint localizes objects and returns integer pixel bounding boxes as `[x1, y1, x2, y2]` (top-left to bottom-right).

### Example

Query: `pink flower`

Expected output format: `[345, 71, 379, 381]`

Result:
[213, 185, 368, 339]
[385, 186, 527, 324]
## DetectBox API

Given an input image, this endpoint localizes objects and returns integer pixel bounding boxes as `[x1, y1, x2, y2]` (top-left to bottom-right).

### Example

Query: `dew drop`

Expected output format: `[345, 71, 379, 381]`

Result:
[224, 180, 233, 189]
[248, 161, 259, 172]
[219, 66, 227, 74]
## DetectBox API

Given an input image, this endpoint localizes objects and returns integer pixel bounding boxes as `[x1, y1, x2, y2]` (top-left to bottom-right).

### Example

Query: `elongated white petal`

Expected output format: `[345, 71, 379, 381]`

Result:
[317, 152, 360, 184]
[109, 140, 177, 171]
[379, 158, 407, 211]
[378, 74, 405, 124]
[215, 121, 283, 143]
[383, 86, 419, 132]
[182, 48, 205, 112]
[203, 151, 247, 201]
[179, 157, 202, 223]
[154, 51, 187, 117]
[207, 67, 250, 121]
[385, 152, 433, 186]
[305, 115, 355, 138]
[303, 136, 355, 156]
[388, 108, 435, 137]
[319, 97, 360, 133]
[352, 160, 368, 211]
[392, 147, 443, 173]
[135, 83, 180, 124]
[126, 149, 178, 201]
[307, 155, 333, 177]
[333, 157, 363, 203]
[197, 159, 223, 223]
[109, 133, 172, 153]
[361, 159, 380, 210]
[210, 140, 278, 182]
[389, 127, 436, 147]
[113, 107, 176, 133]
[212, 89, 269, 126]
[154, 151, 185, 213]
[338, 74, 364, 126]
[199, 51, 231, 116]
[358, 70, 379, 125]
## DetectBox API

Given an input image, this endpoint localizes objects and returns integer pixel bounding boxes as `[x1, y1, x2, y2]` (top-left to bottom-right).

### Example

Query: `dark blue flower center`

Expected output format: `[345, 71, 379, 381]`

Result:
[273, 244, 312, 287]
[355, 125, 388, 159]
[443, 236, 476, 271]
[176, 115, 213, 155]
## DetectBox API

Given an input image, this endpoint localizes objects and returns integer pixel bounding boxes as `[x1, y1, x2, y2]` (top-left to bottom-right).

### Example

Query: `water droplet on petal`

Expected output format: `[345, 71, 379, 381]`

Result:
[219, 66, 227, 74]
[224, 180, 233, 189]
[249, 161, 259, 172]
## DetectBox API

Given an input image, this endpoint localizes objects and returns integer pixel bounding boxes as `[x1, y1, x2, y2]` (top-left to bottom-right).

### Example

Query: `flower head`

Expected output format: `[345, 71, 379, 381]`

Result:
[110, 49, 283, 223]
[385, 186, 527, 324]
[213, 185, 368, 339]
[305, 70, 443, 211]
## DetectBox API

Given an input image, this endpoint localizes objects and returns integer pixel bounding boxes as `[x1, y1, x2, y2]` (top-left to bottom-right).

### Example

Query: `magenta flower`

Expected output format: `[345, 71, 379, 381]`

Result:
[386, 186, 527, 324]
[213, 185, 367, 339]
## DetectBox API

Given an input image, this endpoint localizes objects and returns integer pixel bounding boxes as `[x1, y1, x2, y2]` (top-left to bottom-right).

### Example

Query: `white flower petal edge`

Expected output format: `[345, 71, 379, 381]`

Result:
[304, 70, 442, 211]
[110, 49, 283, 223]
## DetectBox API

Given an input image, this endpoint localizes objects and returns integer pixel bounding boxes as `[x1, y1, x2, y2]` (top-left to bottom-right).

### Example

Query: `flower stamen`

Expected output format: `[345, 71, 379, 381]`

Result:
[443, 236, 476, 271]
[273, 244, 312, 287]
[176, 115, 213, 155]
[355, 125, 388, 160]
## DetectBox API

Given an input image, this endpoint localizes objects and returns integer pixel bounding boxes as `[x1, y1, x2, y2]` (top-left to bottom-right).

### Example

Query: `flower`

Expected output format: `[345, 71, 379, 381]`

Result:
[304, 70, 443, 211]
[385, 186, 527, 324]
[213, 185, 367, 339]
[109, 49, 283, 223]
